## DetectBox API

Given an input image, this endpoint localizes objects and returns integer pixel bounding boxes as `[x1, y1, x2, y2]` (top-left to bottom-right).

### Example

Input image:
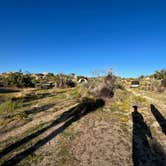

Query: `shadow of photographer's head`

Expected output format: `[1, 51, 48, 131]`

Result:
[133, 105, 138, 112]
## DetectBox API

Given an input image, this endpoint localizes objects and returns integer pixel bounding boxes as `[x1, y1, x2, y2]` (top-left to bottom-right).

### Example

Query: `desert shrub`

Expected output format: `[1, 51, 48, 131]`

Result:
[83, 77, 103, 89]
[157, 86, 165, 93]
[2, 72, 35, 88]
[100, 69, 116, 98]
[141, 79, 165, 92]
[114, 78, 125, 90]
[98, 86, 114, 98]
[66, 80, 76, 87]
[0, 76, 4, 87]
[155, 79, 166, 92]
[22, 74, 35, 87]
[54, 74, 76, 88]
[161, 79, 166, 88]
[91, 69, 116, 98]
[151, 80, 164, 92]
[3, 72, 23, 87]
[54, 74, 68, 88]
[153, 69, 166, 80]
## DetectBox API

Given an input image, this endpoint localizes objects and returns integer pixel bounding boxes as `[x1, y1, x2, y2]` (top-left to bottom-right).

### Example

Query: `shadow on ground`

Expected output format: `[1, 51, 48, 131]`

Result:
[151, 104, 166, 135]
[0, 88, 20, 93]
[0, 103, 56, 134]
[24, 103, 56, 115]
[132, 105, 166, 166]
[12, 92, 54, 103]
[0, 98, 105, 166]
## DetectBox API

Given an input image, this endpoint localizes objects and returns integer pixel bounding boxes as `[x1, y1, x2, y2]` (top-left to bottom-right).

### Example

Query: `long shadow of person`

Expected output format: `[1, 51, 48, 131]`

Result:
[150, 104, 166, 135]
[132, 106, 154, 166]
[1, 98, 105, 166]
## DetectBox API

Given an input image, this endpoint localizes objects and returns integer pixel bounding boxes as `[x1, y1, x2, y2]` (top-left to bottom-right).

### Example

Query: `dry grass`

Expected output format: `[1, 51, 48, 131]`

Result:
[0, 85, 166, 166]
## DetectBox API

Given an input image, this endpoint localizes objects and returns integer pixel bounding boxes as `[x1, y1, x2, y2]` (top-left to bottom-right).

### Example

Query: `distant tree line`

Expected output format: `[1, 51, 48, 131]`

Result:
[0, 71, 78, 89]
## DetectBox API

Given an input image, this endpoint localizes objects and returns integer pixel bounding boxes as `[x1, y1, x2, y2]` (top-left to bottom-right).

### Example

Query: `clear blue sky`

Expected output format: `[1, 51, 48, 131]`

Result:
[0, 0, 166, 77]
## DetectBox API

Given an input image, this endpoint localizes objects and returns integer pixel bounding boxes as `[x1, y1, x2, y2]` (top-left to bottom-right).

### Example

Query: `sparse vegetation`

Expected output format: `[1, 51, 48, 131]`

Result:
[1, 72, 35, 88]
[152, 69, 166, 80]
[0, 69, 166, 166]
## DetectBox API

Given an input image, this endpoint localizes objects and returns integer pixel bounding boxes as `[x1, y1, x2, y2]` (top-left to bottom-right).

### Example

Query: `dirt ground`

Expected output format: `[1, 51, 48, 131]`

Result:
[0, 88, 166, 166]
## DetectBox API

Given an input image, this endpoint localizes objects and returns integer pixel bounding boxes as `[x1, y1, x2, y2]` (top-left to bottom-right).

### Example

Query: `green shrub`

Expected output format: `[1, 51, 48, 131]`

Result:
[54, 73, 76, 88]
[153, 69, 166, 80]
[2, 72, 35, 88]
[0, 101, 16, 116]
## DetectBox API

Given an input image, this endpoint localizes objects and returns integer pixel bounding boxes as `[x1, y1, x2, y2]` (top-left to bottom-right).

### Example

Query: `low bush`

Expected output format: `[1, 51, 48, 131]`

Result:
[153, 69, 166, 80]
[1, 72, 35, 88]
[161, 79, 166, 88]
[91, 69, 116, 98]
[66, 80, 76, 87]
[141, 79, 165, 92]
[98, 86, 114, 98]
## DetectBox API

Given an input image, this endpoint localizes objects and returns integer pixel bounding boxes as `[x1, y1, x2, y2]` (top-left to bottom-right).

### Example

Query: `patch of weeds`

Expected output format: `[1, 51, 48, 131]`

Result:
[57, 145, 70, 158]
[113, 89, 130, 103]
[110, 112, 129, 126]
[57, 127, 79, 165]
[94, 109, 111, 122]
[0, 122, 51, 165]
[0, 95, 9, 105]
[57, 143, 77, 166]
[0, 122, 48, 152]
[110, 100, 130, 113]
[134, 96, 146, 103]
[13, 114, 24, 120]
[110, 103, 121, 112]
[0, 101, 16, 115]
[61, 129, 74, 139]
[121, 116, 129, 123]
[111, 89, 131, 112]
[0, 99, 24, 118]
[18, 153, 43, 166]
[131, 95, 147, 107]
[70, 90, 81, 98]
[0, 102, 24, 127]
[54, 93, 67, 100]
[61, 127, 79, 142]
[120, 99, 130, 111]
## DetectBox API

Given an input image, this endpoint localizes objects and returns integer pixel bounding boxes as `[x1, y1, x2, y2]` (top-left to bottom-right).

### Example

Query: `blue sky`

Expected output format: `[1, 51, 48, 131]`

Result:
[0, 0, 166, 77]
